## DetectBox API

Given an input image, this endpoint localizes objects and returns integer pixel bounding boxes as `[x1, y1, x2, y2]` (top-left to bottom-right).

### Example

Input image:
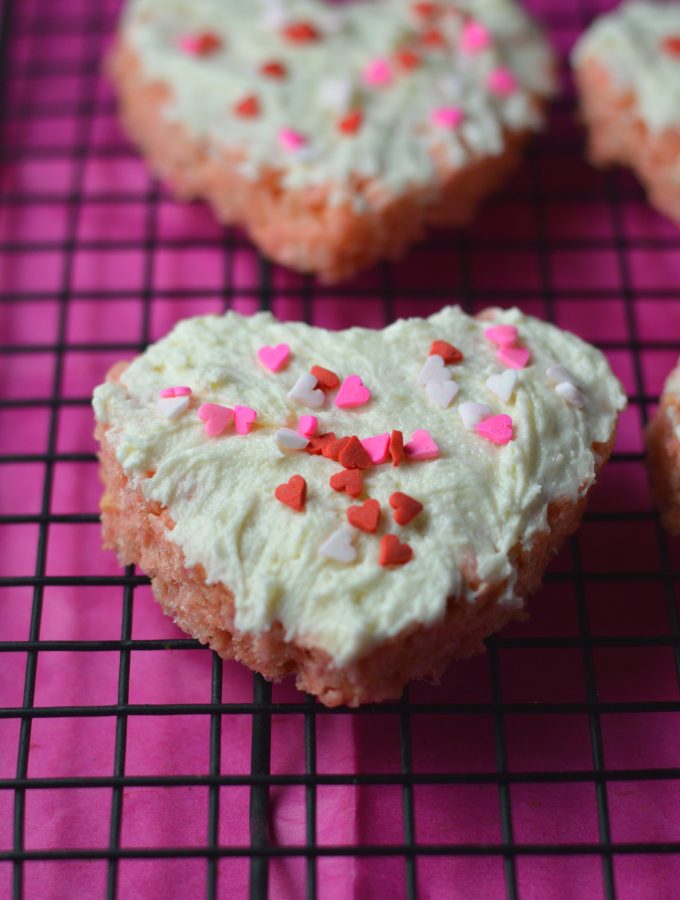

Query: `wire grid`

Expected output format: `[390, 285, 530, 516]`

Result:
[1, 0, 680, 898]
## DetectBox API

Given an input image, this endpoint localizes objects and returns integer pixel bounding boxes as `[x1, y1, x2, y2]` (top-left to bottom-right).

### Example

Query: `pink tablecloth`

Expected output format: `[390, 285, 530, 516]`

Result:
[1, 0, 680, 897]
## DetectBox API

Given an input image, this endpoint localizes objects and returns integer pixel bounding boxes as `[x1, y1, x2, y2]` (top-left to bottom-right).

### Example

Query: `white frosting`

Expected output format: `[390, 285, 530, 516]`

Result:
[122, 0, 556, 206]
[573, 1, 680, 133]
[93, 307, 625, 665]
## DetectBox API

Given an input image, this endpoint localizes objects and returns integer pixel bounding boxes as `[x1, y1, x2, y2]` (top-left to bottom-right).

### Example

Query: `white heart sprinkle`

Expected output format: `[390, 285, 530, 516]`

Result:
[459, 401, 493, 431]
[417, 355, 452, 386]
[547, 364, 577, 386]
[555, 382, 585, 409]
[426, 379, 460, 409]
[274, 428, 309, 451]
[158, 395, 190, 419]
[319, 526, 357, 563]
[318, 78, 353, 111]
[486, 369, 518, 403]
[287, 373, 325, 409]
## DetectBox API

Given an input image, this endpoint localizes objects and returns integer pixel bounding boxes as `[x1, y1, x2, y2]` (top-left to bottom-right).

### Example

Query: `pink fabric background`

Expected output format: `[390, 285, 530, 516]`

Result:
[1, 0, 680, 897]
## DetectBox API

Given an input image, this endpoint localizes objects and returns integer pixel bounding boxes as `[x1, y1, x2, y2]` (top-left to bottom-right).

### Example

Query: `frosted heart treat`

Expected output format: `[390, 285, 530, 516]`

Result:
[647, 359, 680, 533]
[109, 0, 556, 282]
[93, 307, 625, 706]
[573, 2, 680, 228]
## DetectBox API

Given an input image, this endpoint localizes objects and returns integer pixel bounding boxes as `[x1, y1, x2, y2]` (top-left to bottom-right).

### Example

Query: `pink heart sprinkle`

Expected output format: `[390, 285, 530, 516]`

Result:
[498, 346, 531, 370]
[298, 415, 318, 437]
[360, 433, 390, 465]
[487, 67, 517, 96]
[257, 343, 291, 372]
[159, 385, 192, 398]
[197, 403, 233, 437]
[335, 375, 371, 409]
[279, 128, 307, 152]
[234, 405, 257, 435]
[476, 414, 513, 446]
[431, 106, 463, 129]
[484, 325, 518, 348]
[362, 58, 393, 86]
[460, 20, 491, 53]
[404, 429, 440, 461]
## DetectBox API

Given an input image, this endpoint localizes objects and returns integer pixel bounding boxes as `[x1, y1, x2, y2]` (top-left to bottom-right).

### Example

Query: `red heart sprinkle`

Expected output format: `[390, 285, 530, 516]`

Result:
[423, 29, 445, 47]
[261, 60, 287, 78]
[310, 365, 340, 390]
[347, 498, 381, 533]
[283, 21, 320, 42]
[339, 110, 363, 135]
[338, 435, 373, 470]
[275, 475, 306, 512]
[413, 2, 439, 16]
[191, 32, 222, 54]
[430, 340, 463, 364]
[379, 534, 413, 567]
[663, 36, 680, 55]
[306, 432, 337, 456]
[234, 95, 260, 117]
[329, 469, 363, 498]
[322, 436, 350, 461]
[389, 430, 404, 467]
[389, 492, 424, 526]
[396, 49, 421, 70]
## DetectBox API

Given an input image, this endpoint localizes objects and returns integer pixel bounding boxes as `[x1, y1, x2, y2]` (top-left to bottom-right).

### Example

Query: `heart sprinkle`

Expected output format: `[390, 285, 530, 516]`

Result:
[555, 382, 585, 408]
[319, 527, 357, 563]
[546, 364, 577, 386]
[395, 49, 421, 71]
[379, 534, 413, 567]
[234, 405, 257, 435]
[425, 380, 459, 409]
[422, 28, 446, 48]
[282, 21, 320, 43]
[275, 428, 309, 451]
[389, 430, 404, 467]
[362, 58, 393, 86]
[306, 432, 337, 455]
[288, 373, 325, 409]
[413, 2, 439, 17]
[476, 414, 513, 446]
[234, 95, 260, 117]
[662, 35, 680, 55]
[338, 435, 373, 470]
[323, 436, 350, 461]
[275, 475, 306, 511]
[430, 340, 463, 363]
[260, 60, 287, 78]
[459, 401, 493, 431]
[335, 375, 371, 408]
[329, 468, 363, 498]
[498, 346, 531, 370]
[197, 403, 233, 437]
[310, 365, 340, 391]
[298, 415, 318, 437]
[484, 324, 518, 348]
[486, 369, 517, 403]
[360, 433, 390, 465]
[257, 343, 290, 372]
[318, 78, 353, 111]
[178, 32, 221, 56]
[347, 498, 381, 533]
[279, 128, 308, 152]
[404, 429, 440, 461]
[159, 385, 192, 398]
[389, 492, 423, 526]
[158, 395, 190, 419]
[488, 67, 517, 96]
[417, 354, 452, 385]
[339, 110, 363, 135]
[460, 20, 491, 53]
[431, 106, 463, 129]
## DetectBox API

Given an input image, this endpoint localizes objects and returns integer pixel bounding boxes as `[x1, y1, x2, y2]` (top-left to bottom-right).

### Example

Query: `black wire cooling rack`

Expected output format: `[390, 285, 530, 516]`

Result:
[2, 0, 680, 898]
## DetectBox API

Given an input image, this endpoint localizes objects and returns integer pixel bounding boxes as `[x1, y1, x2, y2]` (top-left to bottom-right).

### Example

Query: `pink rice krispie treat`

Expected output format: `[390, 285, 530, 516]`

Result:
[93, 307, 625, 706]
[109, 0, 556, 282]
[647, 359, 680, 534]
[573, 1, 680, 227]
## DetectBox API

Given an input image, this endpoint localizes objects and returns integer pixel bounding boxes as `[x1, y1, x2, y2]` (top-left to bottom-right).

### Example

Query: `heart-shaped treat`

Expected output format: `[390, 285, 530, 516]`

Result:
[94, 306, 625, 707]
[111, 0, 556, 281]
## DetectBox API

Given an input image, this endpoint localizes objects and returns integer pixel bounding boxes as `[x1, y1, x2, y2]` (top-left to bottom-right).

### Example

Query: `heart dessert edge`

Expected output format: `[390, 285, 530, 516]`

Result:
[93, 306, 626, 706]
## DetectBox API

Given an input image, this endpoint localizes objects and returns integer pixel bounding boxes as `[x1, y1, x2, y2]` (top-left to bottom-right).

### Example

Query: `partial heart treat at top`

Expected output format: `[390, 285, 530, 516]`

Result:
[93, 307, 625, 706]
[573, 2, 680, 230]
[109, 0, 556, 282]
[647, 357, 680, 534]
